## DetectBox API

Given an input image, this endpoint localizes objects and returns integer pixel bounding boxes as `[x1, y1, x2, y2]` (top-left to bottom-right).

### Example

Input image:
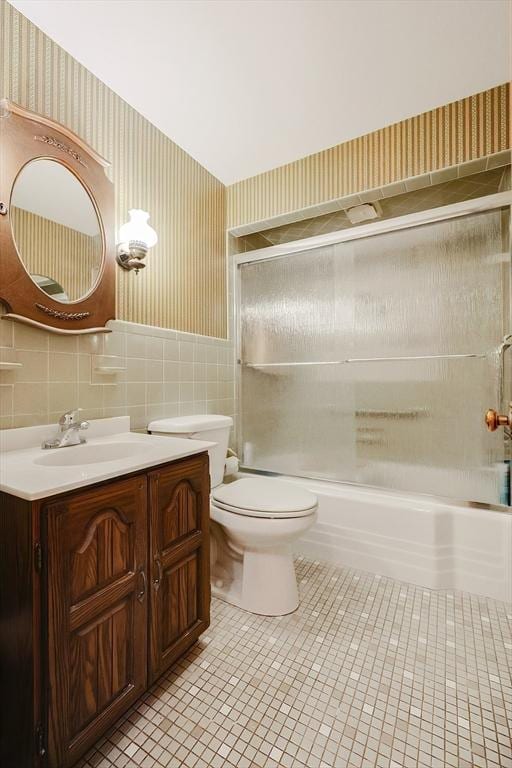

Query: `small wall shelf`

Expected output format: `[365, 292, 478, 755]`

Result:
[92, 355, 126, 377]
[94, 366, 127, 374]
[0, 361, 22, 370]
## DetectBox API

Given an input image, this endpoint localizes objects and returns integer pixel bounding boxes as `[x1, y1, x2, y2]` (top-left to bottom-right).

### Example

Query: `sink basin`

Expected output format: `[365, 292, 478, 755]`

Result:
[34, 442, 146, 467]
[0, 416, 216, 501]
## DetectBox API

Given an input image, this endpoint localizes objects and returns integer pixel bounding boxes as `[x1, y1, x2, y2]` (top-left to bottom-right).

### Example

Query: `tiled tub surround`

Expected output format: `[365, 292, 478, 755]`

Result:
[0, 316, 235, 431]
[76, 557, 512, 768]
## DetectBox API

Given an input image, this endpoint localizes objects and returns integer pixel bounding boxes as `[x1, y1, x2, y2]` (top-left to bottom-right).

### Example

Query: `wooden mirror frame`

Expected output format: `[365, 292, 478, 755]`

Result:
[0, 100, 115, 334]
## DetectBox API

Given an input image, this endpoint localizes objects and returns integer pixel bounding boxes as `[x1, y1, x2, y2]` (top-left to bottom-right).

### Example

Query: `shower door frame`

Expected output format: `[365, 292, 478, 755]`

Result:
[233, 190, 512, 512]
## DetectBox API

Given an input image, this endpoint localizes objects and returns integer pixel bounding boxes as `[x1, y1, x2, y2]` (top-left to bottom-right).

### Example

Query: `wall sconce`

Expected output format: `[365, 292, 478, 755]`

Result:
[116, 209, 158, 273]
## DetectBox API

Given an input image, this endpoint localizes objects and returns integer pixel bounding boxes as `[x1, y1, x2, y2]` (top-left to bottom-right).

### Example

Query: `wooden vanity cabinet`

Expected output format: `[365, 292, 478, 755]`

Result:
[0, 452, 210, 768]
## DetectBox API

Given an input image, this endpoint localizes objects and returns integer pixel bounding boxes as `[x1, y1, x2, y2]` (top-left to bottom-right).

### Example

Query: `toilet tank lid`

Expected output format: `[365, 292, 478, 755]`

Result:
[148, 414, 233, 433]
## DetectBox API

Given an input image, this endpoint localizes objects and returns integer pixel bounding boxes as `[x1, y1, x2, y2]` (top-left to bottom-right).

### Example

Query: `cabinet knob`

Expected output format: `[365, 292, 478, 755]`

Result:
[153, 557, 163, 591]
[137, 567, 147, 602]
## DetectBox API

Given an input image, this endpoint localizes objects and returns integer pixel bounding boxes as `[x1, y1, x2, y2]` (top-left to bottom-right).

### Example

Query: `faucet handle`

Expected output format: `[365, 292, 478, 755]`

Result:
[59, 408, 82, 426]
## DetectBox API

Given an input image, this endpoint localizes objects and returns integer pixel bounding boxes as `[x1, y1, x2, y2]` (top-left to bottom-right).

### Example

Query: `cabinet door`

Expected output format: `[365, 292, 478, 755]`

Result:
[148, 453, 210, 683]
[45, 476, 148, 768]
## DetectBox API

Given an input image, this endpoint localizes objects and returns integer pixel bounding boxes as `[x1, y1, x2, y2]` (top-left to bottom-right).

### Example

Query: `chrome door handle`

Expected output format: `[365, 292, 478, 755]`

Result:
[137, 567, 147, 602]
[153, 557, 163, 591]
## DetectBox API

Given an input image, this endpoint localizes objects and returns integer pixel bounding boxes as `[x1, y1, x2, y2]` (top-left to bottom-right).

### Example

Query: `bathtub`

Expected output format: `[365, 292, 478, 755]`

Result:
[240, 471, 512, 602]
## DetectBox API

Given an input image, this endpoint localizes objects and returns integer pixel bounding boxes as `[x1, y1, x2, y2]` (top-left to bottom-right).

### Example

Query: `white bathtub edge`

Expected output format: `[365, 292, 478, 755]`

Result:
[240, 472, 512, 603]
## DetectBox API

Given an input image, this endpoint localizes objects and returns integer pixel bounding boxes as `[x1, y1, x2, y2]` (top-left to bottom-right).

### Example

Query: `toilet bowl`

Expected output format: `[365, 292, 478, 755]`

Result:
[211, 477, 317, 615]
[147, 415, 318, 616]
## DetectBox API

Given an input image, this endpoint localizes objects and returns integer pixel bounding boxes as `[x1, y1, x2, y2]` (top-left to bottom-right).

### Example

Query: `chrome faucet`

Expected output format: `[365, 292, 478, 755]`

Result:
[42, 409, 89, 449]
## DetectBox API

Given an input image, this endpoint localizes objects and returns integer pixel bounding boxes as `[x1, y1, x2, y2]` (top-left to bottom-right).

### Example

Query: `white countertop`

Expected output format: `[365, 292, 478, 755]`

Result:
[0, 416, 214, 501]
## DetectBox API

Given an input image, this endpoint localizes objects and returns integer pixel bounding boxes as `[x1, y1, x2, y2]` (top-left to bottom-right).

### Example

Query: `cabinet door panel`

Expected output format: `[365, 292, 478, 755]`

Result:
[70, 598, 132, 726]
[159, 477, 201, 548]
[70, 511, 131, 603]
[162, 553, 199, 648]
[46, 476, 147, 768]
[149, 454, 210, 683]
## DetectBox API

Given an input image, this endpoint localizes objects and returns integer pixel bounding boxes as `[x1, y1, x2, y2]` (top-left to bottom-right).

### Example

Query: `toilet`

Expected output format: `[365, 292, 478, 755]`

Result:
[147, 415, 318, 615]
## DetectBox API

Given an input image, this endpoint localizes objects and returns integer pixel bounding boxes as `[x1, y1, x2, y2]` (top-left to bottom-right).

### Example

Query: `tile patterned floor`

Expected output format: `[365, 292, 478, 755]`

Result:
[78, 557, 512, 768]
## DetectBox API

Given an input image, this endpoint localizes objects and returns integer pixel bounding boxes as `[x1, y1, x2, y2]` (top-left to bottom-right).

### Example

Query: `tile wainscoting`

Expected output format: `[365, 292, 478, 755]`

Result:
[0, 314, 235, 432]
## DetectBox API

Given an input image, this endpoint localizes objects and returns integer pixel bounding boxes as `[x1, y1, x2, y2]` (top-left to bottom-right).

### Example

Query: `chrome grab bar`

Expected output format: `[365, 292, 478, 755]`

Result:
[241, 335, 512, 369]
[242, 352, 487, 368]
[347, 354, 485, 363]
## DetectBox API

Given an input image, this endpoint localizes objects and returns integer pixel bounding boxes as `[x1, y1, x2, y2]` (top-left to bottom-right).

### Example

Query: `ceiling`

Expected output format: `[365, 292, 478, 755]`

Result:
[11, 0, 511, 186]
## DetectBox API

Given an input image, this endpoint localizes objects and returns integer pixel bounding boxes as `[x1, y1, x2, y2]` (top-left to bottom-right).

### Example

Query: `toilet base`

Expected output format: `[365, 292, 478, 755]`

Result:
[210, 502, 317, 617]
[212, 545, 299, 616]
[210, 517, 301, 616]
[242, 547, 299, 615]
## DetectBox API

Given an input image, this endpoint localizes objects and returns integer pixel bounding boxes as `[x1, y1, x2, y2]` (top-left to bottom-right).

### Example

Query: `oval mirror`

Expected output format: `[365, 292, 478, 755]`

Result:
[10, 159, 103, 303]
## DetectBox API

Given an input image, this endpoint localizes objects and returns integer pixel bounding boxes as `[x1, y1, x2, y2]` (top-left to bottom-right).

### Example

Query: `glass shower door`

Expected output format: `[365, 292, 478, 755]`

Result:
[238, 207, 511, 505]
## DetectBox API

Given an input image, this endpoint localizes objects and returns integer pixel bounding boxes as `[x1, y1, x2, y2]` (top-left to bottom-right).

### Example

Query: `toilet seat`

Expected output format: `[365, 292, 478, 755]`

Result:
[211, 477, 317, 519]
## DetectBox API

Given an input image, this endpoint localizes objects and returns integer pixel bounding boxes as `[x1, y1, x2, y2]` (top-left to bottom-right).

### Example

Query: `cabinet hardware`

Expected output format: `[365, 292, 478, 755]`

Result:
[137, 567, 147, 602]
[34, 542, 43, 573]
[35, 723, 46, 757]
[153, 557, 163, 591]
[485, 403, 512, 431]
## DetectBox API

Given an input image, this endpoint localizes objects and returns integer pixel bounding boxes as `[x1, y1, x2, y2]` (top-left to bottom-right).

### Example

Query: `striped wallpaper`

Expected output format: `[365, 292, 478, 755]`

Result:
[227, 83, 511, 229]
[1, 0, 227, 338]
[11, 207, 102, 301]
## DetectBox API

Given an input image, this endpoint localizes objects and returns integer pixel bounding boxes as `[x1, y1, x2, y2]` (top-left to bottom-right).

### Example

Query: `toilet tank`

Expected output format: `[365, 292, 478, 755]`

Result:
[147, 415, 233, 488]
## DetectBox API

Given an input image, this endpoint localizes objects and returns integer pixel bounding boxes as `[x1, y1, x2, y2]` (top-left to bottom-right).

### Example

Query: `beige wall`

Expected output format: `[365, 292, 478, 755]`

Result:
[227, 83, 511, 230]
[1, 0, 227, 338]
